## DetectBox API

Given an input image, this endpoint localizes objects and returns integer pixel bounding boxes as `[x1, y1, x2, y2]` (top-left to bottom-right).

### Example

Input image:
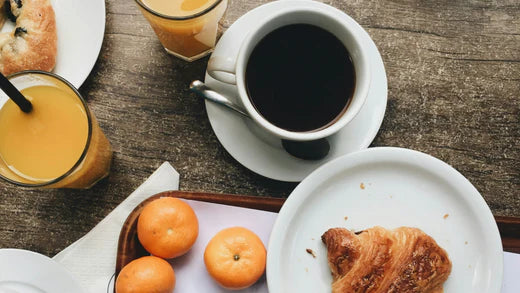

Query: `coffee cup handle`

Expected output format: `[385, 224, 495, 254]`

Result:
[207, 56, 237, 85]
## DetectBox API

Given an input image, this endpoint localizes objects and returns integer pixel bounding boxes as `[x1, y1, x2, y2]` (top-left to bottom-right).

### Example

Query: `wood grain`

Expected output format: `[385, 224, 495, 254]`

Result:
[496, 216, 520, 254]
[0, 0, 518, 258]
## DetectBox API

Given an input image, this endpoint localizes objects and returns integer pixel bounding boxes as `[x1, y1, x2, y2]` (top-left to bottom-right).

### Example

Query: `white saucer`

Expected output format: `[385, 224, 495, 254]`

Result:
[1, 0, 105, 88]
[0, 249, 87, 293]
[204, 0, 387, 182]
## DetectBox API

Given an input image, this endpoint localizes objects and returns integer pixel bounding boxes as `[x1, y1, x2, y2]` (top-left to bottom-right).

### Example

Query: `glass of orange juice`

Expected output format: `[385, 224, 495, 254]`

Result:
[135, 0, 228, 61]
[0, 71, 113, 189]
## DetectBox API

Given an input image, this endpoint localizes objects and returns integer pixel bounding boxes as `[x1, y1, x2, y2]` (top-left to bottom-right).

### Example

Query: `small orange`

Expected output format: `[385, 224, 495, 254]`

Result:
[115, 256, 175, 293]
[204, 227, 266, 290]
[137, 197, 199, 259]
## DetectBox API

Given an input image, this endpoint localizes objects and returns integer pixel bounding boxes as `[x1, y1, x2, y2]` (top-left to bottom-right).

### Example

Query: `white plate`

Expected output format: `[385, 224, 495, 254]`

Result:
[267, 147, 503, 293]
[0, 249, 87, 293]
[205, 0, 387, 182]
[1, 0, 105, 88]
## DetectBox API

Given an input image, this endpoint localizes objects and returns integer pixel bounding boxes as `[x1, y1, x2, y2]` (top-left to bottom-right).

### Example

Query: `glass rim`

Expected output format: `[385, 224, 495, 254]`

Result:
[0, 70, 93, 188]
[134, 0, 224, 20]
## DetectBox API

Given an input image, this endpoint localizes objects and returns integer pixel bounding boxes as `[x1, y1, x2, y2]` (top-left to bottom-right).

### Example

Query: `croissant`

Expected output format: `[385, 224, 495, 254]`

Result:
[321, 227, 451, 293]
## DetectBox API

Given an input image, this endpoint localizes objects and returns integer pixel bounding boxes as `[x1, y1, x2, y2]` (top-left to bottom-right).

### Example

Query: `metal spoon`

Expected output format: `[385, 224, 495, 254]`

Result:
[189, 80, 330, 160]
[190, 80, 248, 117]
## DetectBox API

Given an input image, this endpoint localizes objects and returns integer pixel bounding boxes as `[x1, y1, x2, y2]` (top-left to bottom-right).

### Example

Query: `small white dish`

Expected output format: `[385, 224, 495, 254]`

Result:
[267, 147, 503, 293]
[1, 0, 106, 88]
[0, 248, 87, 292]
[204, 0, 387, 182]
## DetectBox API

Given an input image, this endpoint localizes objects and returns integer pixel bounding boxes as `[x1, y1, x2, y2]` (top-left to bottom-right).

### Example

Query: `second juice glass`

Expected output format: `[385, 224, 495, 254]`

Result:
[135, 0, 228, 61]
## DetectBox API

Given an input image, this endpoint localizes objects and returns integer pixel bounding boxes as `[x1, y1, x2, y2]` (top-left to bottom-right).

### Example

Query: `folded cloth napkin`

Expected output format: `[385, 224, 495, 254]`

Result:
[53, 162, 179, 293]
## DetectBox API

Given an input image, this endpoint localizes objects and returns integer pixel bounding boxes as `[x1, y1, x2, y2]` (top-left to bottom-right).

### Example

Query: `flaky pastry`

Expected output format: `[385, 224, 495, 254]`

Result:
[321, 226, 452, 293]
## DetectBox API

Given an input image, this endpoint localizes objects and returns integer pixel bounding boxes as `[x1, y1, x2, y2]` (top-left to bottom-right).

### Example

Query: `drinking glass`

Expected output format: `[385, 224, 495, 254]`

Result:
[135, 0, 228, 61]
[0, 71, 113, 189]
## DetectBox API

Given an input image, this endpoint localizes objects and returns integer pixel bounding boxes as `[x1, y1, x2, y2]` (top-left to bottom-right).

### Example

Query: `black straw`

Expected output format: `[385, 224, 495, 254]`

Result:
[0, 73, 32, 113]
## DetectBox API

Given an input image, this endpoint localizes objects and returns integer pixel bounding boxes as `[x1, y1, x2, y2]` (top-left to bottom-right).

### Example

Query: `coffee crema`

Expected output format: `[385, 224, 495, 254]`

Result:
[245, 24, 356, 132]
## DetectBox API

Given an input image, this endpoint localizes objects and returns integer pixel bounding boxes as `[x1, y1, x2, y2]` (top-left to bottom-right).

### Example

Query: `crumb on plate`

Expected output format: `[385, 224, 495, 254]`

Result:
[306, 248, 316, 258]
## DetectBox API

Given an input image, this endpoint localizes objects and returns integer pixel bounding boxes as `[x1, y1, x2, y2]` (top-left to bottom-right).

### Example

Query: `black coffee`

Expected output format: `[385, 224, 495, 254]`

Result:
[245, 24, 356, 132]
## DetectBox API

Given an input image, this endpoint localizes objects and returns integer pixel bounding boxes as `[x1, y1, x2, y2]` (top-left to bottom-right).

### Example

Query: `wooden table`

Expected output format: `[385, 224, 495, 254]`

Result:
[0, 0, 518, 257]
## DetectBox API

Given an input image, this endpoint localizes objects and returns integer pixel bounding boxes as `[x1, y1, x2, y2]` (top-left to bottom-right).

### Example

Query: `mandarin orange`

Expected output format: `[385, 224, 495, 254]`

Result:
[115, 256, 175, 293]
[137, 197, 199, 259]
[204, 227, 266, 290]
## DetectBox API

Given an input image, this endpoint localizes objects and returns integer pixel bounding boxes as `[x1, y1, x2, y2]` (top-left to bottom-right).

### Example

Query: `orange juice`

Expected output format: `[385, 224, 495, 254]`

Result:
[0, 71, 112, 188]
[0, 86, 88, 182]
[142, 0, 215, 16]
[136, 0, 228, 61]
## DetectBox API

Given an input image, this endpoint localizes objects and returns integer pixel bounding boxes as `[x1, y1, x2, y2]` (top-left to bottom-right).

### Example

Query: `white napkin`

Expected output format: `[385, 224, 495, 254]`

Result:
[52, 162, 179, 293]
[503, 252, 520, 293]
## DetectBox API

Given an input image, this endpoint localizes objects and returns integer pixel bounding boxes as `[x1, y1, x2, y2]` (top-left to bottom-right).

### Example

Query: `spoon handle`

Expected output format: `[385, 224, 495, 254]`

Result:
[189, 80, 249, 118]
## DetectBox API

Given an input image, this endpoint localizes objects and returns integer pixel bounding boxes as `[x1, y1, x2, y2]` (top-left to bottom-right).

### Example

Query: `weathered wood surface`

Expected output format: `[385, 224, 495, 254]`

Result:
[0, 0, 519, 257]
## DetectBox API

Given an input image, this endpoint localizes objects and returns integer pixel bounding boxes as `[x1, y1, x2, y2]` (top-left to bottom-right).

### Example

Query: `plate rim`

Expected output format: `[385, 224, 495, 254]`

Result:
[266, 146, 503, 293]
[52, 0, 106, 88]
[0, 248, 86, 292]
[77, 0, 105, 88]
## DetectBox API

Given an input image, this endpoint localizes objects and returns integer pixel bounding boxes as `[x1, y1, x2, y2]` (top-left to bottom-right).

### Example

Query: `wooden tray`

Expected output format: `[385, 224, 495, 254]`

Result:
[115, 190, 520, 288]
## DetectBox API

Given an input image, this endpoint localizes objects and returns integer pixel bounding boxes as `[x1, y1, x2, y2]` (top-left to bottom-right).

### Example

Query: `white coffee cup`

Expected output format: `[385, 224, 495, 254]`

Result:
[207, 4, 370, 142]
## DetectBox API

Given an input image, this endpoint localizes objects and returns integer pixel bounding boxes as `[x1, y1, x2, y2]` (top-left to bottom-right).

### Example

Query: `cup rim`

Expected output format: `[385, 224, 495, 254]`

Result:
[0, 70, 93, 188]
[134, 0, 224, 20]
[235, 7, 371, 141]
